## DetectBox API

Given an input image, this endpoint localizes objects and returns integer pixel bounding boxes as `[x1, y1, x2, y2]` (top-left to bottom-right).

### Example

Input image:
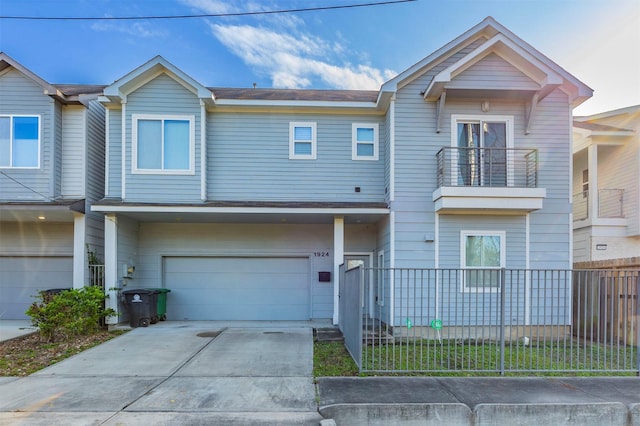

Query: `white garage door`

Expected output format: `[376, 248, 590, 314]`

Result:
[0, 256, 73, 319]
[163, 257, 310, 321]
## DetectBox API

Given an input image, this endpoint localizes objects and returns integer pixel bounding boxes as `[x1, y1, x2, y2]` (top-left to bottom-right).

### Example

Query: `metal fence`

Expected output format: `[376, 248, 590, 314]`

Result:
[339, 267, 640, 375]
[89, 264, 105, 290]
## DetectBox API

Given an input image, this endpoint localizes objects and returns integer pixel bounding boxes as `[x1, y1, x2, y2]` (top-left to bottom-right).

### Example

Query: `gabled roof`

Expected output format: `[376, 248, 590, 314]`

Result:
[575, 104, 640, 122]
[380, 16, 592, 108]
[101, 55, 213, 106]
[0, 52, 60, 97]
[573, 121, 634, 136]
[0, 52, 103, 105]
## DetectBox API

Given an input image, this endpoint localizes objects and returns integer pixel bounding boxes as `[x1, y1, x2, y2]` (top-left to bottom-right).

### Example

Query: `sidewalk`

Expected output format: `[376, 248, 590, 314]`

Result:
[0, 320, 37, 342]
[1, 321, 639, 425]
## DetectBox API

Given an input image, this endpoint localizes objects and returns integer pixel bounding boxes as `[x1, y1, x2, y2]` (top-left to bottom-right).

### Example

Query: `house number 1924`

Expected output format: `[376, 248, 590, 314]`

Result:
[314, 251, 330, 257]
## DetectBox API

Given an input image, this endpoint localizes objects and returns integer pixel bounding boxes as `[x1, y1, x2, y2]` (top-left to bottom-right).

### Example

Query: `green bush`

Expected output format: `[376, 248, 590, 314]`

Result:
[26, 286, 115, 342]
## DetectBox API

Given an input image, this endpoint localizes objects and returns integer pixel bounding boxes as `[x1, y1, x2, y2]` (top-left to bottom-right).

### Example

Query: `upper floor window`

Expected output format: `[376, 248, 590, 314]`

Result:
[132, 114, 194, 174]
[451, 115, 513, 187]
[352, 123, 379, 161]
[289, 122, 316, 159]
[0, 115, 40, 168]
[460, 230, 505, 292]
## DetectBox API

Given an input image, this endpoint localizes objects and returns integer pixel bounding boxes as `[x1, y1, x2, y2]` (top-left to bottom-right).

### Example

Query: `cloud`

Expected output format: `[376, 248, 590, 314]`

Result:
[181, 1, 395, 89]
[91, 20, 167, 38]
[209, 23, 395, 90]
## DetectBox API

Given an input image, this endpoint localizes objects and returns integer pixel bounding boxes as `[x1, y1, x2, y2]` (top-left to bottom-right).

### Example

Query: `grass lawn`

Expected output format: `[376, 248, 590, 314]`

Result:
[314, 339, 638, 377]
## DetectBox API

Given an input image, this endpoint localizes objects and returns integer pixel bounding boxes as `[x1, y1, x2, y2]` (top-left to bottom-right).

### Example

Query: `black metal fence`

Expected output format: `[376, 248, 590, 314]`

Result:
[339, 267, 639, 375]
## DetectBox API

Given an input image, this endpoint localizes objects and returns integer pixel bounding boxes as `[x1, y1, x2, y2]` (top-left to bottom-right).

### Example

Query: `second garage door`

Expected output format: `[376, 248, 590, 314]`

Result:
[163, 256, 310, 320]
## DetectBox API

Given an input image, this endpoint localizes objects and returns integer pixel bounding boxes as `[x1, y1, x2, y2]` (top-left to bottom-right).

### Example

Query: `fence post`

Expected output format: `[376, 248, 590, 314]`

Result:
[499, 268, 506, 376]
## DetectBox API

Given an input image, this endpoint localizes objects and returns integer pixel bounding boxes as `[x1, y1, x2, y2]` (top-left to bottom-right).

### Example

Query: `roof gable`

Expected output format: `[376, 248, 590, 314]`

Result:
[381, 16, 592, 108]
[101, 55, 213, 106]
[423, 33, 563, 101]
[0, 52, 61, 99]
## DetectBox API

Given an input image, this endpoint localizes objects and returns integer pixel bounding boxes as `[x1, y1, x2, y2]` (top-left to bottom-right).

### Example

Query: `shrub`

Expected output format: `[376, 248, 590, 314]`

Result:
[26, 286, 115, 342]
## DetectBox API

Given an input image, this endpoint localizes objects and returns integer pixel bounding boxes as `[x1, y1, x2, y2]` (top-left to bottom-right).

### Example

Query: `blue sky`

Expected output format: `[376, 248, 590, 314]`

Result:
[1, 0, 638, 115]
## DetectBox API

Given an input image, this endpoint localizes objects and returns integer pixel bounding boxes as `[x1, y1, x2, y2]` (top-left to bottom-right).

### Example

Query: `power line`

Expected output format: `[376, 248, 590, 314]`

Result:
[0, 0, 416, 21]
[0, 171, 55, 201]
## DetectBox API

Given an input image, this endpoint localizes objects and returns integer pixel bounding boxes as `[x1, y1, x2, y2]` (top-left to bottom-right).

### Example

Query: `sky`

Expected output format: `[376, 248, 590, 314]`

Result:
[0, 0, 638, 116]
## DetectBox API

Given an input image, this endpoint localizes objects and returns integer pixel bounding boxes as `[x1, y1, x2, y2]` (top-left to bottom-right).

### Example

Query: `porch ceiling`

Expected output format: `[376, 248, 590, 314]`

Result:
[0, 200, 84, 223]
[91, 200, 389, 225]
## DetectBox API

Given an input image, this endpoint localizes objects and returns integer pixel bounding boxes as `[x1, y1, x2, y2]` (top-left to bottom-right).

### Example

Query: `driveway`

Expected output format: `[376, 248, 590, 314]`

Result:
[0, 321, 327, 425]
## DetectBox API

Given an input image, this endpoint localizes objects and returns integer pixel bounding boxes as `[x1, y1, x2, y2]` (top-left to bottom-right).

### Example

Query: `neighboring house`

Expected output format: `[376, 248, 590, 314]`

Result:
[0, 53, 106, 319]
[92, 16, 591, 325]
[573, 105, 640, 268]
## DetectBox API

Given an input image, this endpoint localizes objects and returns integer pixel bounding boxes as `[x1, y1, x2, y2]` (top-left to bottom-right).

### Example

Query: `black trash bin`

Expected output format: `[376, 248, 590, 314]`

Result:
[122, 289, 159, 327]
[40, 288, 71, 302]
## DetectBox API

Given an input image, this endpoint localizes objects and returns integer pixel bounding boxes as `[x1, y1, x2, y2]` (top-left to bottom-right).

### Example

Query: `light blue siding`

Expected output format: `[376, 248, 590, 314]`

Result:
[61, 106, 85, 197]
[449, 53, 540, 91]
[207, 112, 385, 202]
[85, 100, 106, 260]
[0, 69, 53, 201]
[124, 74, 202, 202]
[106, 108, 122, 198]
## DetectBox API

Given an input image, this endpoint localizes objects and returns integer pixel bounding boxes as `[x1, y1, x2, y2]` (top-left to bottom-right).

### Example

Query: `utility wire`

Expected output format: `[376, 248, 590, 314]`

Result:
[0, 171, 55, 201]
[0, 0, 416, 21]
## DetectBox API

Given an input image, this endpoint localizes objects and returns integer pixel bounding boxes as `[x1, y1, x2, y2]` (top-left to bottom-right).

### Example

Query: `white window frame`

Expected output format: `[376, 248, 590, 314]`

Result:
[450, 115, 514, 187]
[352, 123, 379, 161]
[460, 230, 506, 293]
[132, 114, 195, 175]
[289, 122, 317, 160]
[0, 114, 41, 169]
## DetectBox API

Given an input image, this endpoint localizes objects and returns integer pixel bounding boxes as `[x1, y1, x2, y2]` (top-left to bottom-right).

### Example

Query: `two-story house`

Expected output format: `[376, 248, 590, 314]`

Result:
[0, 53, 105, 320]
[573, 105, 640, 268]
[93, 17, 591, 326]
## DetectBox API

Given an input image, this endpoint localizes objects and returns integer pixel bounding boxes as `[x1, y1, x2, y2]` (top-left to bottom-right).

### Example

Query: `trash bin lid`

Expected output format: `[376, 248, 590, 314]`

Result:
[122, 288, 157, 295]
[150, 288, 171, 293]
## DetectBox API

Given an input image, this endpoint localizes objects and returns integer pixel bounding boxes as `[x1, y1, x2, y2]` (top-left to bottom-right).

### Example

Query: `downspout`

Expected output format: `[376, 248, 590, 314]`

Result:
[121, 98, 127, 201]
[389, 94, 396, 327]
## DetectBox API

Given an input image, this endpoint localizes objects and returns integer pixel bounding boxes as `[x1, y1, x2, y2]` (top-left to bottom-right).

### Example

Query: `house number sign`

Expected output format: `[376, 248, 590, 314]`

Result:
[314, 251, 330, 257]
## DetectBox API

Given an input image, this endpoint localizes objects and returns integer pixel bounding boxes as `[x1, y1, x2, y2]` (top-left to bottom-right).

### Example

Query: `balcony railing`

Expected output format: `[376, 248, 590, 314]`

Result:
[573, 189, 624, 221]
[436, 147, 538, 188]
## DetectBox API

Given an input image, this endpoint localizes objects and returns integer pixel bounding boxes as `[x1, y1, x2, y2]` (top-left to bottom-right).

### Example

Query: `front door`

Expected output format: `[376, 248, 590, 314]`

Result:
[344, 254, 372, 318]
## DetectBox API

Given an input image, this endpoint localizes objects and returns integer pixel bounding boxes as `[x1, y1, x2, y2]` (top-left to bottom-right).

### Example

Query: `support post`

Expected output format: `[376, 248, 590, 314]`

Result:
[333, 216, 345, 325]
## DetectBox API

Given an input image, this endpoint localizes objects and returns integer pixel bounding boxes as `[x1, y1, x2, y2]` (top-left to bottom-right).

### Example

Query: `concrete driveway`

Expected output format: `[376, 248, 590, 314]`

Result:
[0, 321, 327, 425]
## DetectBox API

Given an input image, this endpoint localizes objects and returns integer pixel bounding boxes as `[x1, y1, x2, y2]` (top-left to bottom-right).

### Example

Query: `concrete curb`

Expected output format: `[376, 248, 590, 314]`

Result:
[630, 403, 640, 426]
[474, 402, 628, 426]
[320, 402, 637, 426]
[319, 403, 472, 426]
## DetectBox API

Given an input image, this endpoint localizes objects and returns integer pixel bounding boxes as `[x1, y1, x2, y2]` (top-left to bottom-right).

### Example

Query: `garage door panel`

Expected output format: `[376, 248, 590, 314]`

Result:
[0, 257, 73, 320]
[164, 257, 310, 321]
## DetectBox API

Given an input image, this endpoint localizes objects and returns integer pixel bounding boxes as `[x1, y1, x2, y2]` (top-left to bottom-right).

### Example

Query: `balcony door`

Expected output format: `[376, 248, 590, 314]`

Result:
[456, 118, 510, 187]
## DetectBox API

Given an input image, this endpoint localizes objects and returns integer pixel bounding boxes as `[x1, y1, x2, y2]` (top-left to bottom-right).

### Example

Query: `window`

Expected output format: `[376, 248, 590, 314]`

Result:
[132, 114, 194, 174]
[0, 115, 40, 168]
[352, 123, 379, 160]
[460, 231, 505, 292]
[289, 122, 316, 159]
[582, 169, 589, 198]
[452, 115, 513, 187]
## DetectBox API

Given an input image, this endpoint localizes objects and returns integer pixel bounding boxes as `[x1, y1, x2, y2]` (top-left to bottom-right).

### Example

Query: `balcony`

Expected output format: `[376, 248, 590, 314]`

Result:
[433, 147, 546, 214]
[573, 189, 624, 222]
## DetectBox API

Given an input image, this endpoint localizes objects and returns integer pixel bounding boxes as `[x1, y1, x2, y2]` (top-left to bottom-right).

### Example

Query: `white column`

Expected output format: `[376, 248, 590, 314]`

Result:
[72, 212, 86, 289]
[588, 144, 598, 221]
[105, 214, 119, 325]
[333, 216, 344, 325]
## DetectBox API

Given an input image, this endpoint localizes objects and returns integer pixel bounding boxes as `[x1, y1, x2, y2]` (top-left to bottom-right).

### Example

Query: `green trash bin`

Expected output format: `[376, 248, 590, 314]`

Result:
[150, 288, 171, 321]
